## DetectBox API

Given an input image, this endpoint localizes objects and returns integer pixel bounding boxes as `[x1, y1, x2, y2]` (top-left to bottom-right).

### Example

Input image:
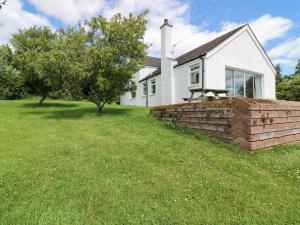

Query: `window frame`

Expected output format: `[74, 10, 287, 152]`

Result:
[142, 82, 148, 97]
[225, 67, 263, 98]
[190, 64, 201, 86]
[150, 79, 156, 95]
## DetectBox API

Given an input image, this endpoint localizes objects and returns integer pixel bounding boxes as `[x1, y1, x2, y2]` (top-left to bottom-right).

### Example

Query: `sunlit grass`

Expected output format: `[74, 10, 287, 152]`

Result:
[0, 98, 299, 224]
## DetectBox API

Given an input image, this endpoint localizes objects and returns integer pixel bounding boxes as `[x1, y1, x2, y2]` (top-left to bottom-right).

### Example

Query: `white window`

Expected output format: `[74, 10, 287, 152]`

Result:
[190, 65, 200, 85]
[225, 68, 262, 98]
[151, 80, 156, 95]
[143, 83, 147, 96]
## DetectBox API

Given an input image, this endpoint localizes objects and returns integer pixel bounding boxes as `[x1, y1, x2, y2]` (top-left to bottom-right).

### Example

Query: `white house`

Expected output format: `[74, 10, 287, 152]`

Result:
[121, 19, 276, 107]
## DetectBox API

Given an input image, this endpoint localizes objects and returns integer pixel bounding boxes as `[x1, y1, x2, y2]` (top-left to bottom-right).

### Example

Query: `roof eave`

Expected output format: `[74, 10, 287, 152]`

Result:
[174, 54, 206, 68]
[139, 72, 161, 82]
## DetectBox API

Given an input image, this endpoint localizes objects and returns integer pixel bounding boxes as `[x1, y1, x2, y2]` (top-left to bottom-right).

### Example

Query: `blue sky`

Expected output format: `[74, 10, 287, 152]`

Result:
[190, 0, 300, 49]
[1, 0, 300, 74]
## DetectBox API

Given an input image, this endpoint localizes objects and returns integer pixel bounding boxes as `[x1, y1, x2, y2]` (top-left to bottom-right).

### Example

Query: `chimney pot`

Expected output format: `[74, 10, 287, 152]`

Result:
[160, 19, 173, 29]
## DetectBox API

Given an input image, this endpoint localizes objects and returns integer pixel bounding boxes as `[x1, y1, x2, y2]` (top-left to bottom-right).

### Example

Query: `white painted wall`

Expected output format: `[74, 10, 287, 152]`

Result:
[173, 58, 203, 103]
[120, 66, 160, 106]
[148, 75, 161, 107]
[205, 28, 276, 99]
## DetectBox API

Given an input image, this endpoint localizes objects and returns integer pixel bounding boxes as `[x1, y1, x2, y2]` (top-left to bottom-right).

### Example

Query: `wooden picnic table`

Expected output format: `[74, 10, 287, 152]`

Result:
[183, 87, 230, 102]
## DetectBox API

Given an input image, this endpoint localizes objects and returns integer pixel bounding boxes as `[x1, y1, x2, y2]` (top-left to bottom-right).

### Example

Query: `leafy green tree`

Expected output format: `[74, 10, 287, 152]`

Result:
[0, 45, 26, 99]
[277, 74, 300, 101]
[66, 13, 148, 113]
[0, 44, 12, 64]
[34, 48, 70, 102]
[275, 64, 282, 84]
[58, 25, 87, 100]
[291, 75, 300, 100]
[11, 26, 65, 106]
[295, 59, 300, 76]
[276, 60, 300, 101]
[0, 65, 25, 99]
[276, 76, 293, 100]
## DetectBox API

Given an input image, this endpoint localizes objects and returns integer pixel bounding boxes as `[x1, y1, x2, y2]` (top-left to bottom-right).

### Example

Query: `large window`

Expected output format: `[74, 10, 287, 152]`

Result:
[151, 79, 156, 95]
[234, 70, 244, 97]
[225, 69, 262, 98]
[190, 65, 200, 85]
[225, 69, 234, 96]
[143, 83, 147, 96]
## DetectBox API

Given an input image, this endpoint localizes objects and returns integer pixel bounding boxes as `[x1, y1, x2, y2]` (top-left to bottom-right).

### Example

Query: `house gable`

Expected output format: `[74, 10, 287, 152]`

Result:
[204, 25, 276, 99]
[206, 25, 276, 74]
[175, 25, 246, 67]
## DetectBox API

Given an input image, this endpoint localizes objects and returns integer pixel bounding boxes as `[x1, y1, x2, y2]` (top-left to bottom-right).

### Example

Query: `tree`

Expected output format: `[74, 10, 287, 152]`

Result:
[58, 25, 87, 100]
[275, 64, 282, 84]
[11, 26, 64, 106]
[295, 59, 300, 76]
[0, 65, 25, 99]
[66, 13, 148, 113]
[276, 77, 293, 100]
[276, 59, 300, 101]
[0, 45, 26, 99]
[0, 44, 12, 64]
[276, 73, 300, 101]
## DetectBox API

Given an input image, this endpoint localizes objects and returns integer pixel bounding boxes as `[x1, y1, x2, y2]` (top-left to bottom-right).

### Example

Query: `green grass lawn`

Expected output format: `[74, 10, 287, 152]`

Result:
[0, 98, 299, 225]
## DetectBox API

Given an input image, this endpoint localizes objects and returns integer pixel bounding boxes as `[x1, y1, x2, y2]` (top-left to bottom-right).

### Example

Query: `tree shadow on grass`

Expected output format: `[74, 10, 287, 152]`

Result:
[21, 102, 80, 108]
[23, 105, 132, 120]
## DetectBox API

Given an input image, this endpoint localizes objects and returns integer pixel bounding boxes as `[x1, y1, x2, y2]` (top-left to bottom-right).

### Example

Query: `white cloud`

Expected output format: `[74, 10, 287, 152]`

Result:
[1, 0, 296, 67]
[271, 58, 295, 67]
[101, 1, 294, 57]
[99, 0, 243, 56]
[28, 0, 104, 23]
[249, 14, 293, 45]
[268, 37, 300, 70]
[0, 0, 50, 44]
[268, 37, 300, 59]
[218, 14, 293, 46]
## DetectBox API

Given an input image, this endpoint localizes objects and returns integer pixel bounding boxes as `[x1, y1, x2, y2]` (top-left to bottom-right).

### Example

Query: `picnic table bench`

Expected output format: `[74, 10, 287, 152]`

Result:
[183, 88, 230, 102]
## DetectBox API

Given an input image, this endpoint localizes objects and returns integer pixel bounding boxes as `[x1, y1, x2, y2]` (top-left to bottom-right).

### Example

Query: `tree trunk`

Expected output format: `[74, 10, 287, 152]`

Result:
[96, 102, 106, 114]
[38, 95, 46, 107]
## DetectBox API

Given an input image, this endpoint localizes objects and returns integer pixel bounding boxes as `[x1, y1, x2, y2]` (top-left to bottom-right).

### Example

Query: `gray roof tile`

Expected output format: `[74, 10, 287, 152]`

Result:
[144, 56, 161, 67]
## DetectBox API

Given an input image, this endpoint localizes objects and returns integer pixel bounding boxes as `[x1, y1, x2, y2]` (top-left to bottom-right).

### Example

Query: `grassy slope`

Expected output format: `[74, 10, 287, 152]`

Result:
[0, 98, 299, 225]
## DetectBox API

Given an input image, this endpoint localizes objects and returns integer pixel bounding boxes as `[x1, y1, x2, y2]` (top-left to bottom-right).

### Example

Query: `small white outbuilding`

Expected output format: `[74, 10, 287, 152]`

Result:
[121, 19, 276, 107]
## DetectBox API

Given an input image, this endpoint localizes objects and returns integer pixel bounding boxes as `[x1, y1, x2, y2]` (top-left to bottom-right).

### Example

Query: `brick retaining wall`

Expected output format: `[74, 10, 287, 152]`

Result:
[151, 98, 300, 151]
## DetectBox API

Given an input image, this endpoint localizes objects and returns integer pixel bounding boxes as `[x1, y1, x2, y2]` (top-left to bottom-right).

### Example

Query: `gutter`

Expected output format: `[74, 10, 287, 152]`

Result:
[201, 57, 205, 88]
[201, 57, 205, 98]
[146, 78, 149, 107]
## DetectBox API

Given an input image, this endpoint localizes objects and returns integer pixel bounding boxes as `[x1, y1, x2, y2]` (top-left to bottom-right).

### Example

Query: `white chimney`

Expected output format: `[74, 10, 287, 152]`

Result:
[161, 19, 173, 58]
[160, 19, 176, 105]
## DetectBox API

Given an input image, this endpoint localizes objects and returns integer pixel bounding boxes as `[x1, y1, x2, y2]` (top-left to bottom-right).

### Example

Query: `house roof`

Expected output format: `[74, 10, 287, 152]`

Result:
[144, 56, 161, 67]
[140, 24, 247, 82]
